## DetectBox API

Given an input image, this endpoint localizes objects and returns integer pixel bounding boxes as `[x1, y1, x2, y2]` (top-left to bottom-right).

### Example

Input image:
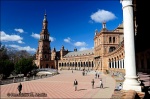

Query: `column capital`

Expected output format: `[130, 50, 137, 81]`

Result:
[120, 0, 133, 8]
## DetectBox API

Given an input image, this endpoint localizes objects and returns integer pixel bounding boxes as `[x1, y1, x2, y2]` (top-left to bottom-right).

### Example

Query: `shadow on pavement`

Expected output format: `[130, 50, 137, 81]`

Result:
[95, 87, 109, 89]
[77, 89, 87, 91]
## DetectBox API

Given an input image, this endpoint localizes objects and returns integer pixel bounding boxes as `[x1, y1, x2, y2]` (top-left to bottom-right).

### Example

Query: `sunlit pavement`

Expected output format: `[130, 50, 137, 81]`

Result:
[1, 70, 116, 99]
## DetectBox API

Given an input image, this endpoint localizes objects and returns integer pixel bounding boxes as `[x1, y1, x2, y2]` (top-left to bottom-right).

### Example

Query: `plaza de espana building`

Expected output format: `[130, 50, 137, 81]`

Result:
[34, 0, 150, 76]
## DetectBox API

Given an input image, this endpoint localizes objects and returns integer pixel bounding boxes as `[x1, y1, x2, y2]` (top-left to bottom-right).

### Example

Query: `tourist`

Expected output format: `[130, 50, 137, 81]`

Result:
[82, 71, 84, 76]
[17, 83, 22, 95]
[91, 79, 95, 89]
[118, 83, 122, 91]
[99, 79, 103, 88]
[98, 74, 99, 79]
[74, 79, 78, 91]
[95, 73, 97, 78]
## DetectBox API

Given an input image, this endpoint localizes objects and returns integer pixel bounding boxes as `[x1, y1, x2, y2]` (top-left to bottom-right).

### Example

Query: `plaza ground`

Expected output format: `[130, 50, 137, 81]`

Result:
[1, 70, 116, 99]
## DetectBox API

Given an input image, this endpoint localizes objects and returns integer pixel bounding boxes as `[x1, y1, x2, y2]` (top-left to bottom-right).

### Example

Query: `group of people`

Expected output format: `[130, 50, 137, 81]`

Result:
[17, 70, 104, 94]
[74, 78, 103, 91]
[82, 71, 88, 76]
[91, 79, 103, 89]
[95, 72, 100, 79]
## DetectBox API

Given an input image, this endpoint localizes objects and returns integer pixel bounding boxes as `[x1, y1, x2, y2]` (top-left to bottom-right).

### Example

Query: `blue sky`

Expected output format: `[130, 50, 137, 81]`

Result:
[1, 0, 123, 54]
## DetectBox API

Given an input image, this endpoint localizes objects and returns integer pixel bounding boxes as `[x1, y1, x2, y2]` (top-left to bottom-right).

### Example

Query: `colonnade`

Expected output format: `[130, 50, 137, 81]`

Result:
[58, 61, 94, 70]
[109, 59, 124, 69]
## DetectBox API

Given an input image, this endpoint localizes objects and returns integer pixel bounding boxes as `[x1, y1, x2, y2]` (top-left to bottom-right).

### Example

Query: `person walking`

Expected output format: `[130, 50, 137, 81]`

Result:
[91, 79, 95, 89]
[118, 83, 122, 91]
[17, 83, 22, 95]
[98, 74, 99, 79]
[99, 79, 103, 88]
[95, 73, 97, 78]
[82, 71, 84, 76]
[74, 79, 78, 91]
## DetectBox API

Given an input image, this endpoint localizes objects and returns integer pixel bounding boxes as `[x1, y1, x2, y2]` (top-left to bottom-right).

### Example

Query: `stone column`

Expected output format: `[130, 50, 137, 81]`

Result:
[114, 61, 116, 68]
[121, 0, 141, 91]
[119, 60, 121, 69]
[121, 59, 124, 69]
[88, 60, 89, 70]
[94, 60, 96, 68]
[116, 61, 118, 68]
[79, 62, 81, 70]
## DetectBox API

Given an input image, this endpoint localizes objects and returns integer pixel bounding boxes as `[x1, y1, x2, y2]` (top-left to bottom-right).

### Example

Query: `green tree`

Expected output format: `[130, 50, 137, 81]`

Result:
[0, 60, 14, 79]
[14, 58, 37, 76]
[0, 45, 9, 60]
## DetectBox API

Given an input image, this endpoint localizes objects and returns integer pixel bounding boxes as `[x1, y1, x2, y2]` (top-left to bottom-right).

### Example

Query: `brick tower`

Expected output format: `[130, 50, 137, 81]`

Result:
[34, 13, 55, 68]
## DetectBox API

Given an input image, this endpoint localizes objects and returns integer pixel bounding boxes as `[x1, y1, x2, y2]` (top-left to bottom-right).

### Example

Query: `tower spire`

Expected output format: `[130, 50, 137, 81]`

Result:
[42, 10, 48, 30]
[43, 10, 47, 22]
[102, 20, 106, 29]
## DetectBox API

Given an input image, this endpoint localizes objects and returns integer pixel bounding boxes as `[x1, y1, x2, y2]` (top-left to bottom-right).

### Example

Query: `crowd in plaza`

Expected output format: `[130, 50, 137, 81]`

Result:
[72, 69, 104, 91]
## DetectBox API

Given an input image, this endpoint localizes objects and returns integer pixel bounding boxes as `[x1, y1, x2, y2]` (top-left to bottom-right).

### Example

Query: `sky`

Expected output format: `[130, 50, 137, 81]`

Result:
[1, 0, 123, 54]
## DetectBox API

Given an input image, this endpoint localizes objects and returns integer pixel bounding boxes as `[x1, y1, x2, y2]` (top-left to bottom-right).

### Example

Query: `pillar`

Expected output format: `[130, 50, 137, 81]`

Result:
[116, 61, 118, 68]
[119, 60, 121, 69]
[114, 60, 116, 68]
[121, 59, 124, 69]
[121, 0, 141, 91]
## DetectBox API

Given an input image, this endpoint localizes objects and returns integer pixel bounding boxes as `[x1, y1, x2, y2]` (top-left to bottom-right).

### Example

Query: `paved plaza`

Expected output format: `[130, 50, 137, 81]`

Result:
[1, 70, 116, 99]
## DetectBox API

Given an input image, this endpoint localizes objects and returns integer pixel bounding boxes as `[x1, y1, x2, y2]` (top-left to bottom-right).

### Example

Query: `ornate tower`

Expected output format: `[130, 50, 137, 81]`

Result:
[51, 47, 56, 60]
[35, 13, 52, 68]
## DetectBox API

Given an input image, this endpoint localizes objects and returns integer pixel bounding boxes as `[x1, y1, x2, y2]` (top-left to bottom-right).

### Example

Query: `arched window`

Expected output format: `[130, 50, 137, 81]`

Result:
[109, 47, 116, 52]
[109, 37, 112, 43]
[113, 37, 115, 43]
[59, 63, 61, 66]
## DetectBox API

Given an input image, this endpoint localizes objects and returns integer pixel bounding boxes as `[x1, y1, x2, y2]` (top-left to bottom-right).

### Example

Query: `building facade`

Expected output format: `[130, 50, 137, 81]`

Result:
[58, 22, 125, 74]
[33, 0, 150, 92]
[34, 0, 150, 79]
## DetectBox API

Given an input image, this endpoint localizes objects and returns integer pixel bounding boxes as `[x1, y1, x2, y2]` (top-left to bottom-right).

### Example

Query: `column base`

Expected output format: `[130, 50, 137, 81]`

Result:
[123, 84, 142, 92]
[123, 76, 142, 92]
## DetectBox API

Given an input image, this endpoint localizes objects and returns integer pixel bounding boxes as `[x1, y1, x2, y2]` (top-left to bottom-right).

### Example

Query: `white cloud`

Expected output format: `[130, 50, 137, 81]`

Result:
[74, 42, 87, 47]
[14, 28, 24, 33]
[1, 31, 24, 43]
[49, 37, 55, 42]
[64, 37, 71, 43]
[90, 9, 116, 23]
[18, 40, 24, 44]
[31, 32, 40, 39]
[31, 32, 55, 41]
[79, 47, 89, 51]
[79, 47, 94, 51]
[8, 44, 36, 52]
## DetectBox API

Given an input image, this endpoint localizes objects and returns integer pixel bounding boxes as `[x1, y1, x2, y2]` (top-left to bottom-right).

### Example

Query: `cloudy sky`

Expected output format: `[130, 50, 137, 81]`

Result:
[1, 0, 123, 54]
